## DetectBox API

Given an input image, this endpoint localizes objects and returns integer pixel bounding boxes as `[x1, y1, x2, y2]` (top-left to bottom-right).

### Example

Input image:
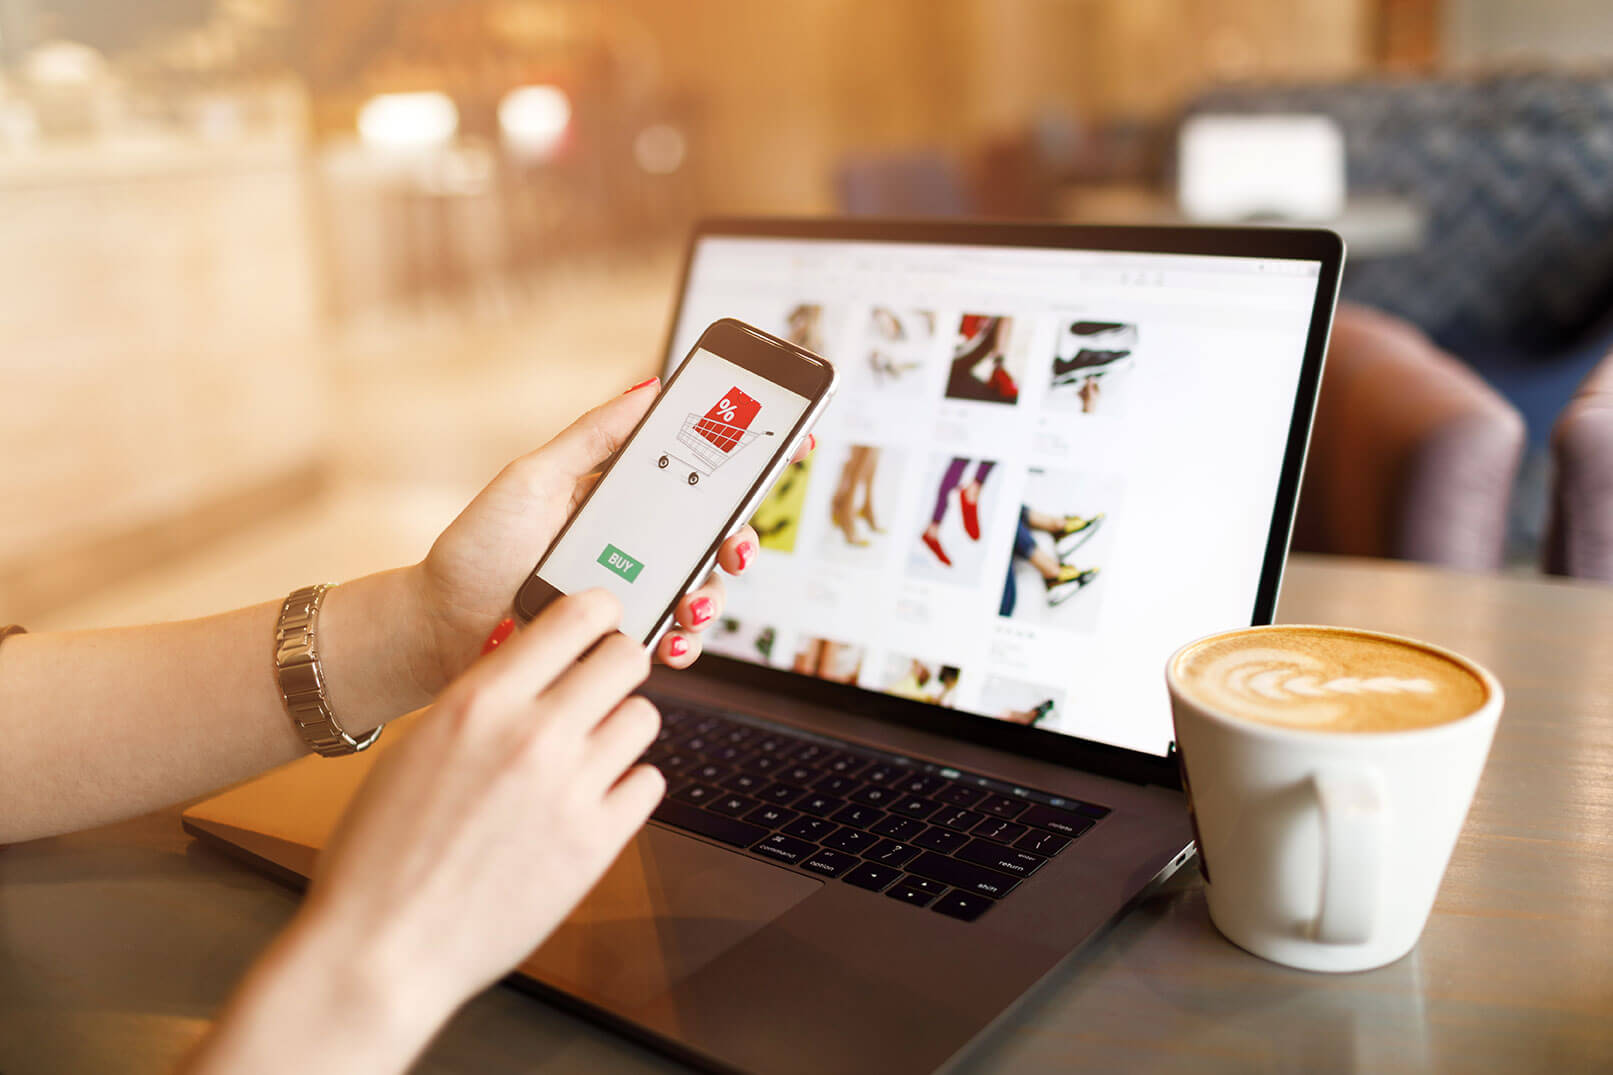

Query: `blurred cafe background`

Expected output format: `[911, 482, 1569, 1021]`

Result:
[4, 0, 1613, 630]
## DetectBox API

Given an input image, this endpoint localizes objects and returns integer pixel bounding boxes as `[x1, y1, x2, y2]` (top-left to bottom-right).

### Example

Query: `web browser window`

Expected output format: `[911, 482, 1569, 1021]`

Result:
[537, 346, 810, 641]
[665, 237, 1322, 759]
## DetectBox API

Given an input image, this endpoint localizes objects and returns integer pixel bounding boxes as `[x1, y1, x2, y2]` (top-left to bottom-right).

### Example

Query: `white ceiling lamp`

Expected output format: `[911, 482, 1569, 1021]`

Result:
[357, 91, 459, 153]
[498, 84, 571, 159]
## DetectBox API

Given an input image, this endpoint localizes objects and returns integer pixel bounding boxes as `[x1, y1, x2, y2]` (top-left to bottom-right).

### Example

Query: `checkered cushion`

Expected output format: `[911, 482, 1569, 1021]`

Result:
[1186, 72, 1613, 352]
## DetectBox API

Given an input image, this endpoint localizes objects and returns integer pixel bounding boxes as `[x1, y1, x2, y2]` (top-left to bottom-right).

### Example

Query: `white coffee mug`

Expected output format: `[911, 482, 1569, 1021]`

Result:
[1167, 625, 1503, 973]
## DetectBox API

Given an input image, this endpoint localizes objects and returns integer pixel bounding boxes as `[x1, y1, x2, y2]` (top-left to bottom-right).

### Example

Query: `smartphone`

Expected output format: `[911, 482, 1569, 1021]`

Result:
[514, 318, 838, 644]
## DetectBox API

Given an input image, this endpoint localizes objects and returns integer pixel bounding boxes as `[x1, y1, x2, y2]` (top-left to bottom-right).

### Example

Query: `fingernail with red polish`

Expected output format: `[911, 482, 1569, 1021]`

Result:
[481, 617, 515, 655]
[690, 597, 714, 626]
[808, 433, 816, 452]
[668, 636, 688, 658]
[736, 542, 755, 570]
[624, 376, 659, 395]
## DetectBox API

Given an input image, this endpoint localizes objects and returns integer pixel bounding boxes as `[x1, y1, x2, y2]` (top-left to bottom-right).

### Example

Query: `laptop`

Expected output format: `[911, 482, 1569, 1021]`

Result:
[185, 218, 1343, 1074]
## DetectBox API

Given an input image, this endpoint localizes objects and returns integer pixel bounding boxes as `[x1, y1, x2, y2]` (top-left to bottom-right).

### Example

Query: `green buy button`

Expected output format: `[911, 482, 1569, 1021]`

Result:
[598, 543, 644, 583]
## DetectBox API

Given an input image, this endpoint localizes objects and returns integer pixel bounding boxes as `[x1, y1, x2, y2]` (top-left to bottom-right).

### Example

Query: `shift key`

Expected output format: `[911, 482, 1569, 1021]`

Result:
[904, 851, 1021, 899]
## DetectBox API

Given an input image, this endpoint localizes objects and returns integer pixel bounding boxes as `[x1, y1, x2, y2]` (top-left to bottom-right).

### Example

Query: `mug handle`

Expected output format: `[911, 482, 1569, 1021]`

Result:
[1309, 767, 1387, 944]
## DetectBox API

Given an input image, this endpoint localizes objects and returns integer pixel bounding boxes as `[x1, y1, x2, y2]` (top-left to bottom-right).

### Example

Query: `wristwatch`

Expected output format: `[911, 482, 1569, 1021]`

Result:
[274, 584, 383, 757]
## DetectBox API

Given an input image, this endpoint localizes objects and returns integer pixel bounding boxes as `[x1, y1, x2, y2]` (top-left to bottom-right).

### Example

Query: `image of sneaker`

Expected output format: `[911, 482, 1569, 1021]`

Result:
[1054, 513, 1104, 559]
[1044, 566, 1098, 606]
[1052, 349, 1133, 384]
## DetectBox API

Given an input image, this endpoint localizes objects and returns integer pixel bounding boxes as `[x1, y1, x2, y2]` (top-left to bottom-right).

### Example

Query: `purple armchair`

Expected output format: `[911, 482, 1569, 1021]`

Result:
[1293, 304, 1526, 570]
[1544, 352, 1613, 582]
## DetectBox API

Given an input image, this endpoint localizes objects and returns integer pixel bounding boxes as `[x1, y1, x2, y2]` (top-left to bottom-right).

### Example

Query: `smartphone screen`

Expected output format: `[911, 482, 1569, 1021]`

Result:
[521, 338, 821, 641]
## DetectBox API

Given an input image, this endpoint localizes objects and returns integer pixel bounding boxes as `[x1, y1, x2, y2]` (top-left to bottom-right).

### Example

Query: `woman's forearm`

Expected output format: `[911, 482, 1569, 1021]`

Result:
[0, 566, 442, 843]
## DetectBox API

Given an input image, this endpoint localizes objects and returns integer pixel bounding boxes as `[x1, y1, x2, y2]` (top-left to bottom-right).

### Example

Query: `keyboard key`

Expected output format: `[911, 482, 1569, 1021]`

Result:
[783, 816, 836, 841]
[673, 784, 721, 806]
[689, 762, 729, 784]
[978, 794, 1029, 819]
[753, 833, 816, 865]
[886, 882, 937, 908]
[753, 735, 792, 755]
[744, 805, 798, 829]
[760, 783, 809, 804]
[893, 795, 942, 820]
[709, 745, 747, 763]
[779, 764, 818, 785]
[652, 799, 769, 848]
[710, 794, 758, 818]
[1020, 804, 1097, 838]
[724, 725, 756, 745]
[850, 785, 899, 808]
[972, 818, 1028, 844]
[897, 774, 945, 797]
[830, 804, 885, 829]
[722, 772, 765, 794]
[824, 752, 870, 777]
[843, 861, 901, 892]
[1073, 801, 1111, 819]
[656, 752, 694, 773]
[742, 754, 785, 775]
[680, 736, 713, 755]
[1016, 829, 1070, 856]
[796, 793, 846, 818]
[933, 807, 986, 832]
[870, 815, 925, 841]
[937, 783, 987, 807]
[868, 840, 920, 868]
[792, 743, 827, 764]
[824, 828, 878, 855]
[905, 851, 1020, 899]
[914, 826, 970, 854]
[956, 839, 1047, 878]
[861, 764, 906, 785]
[932, 890, 994, 922]
[901, 875, 948, 896]
[812, 773, 863, 797]
[801, 848, 859, 879]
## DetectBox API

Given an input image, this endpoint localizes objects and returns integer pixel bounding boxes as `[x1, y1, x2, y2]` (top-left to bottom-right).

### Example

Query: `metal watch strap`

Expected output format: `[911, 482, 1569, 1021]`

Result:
[274, 584, 382, 757]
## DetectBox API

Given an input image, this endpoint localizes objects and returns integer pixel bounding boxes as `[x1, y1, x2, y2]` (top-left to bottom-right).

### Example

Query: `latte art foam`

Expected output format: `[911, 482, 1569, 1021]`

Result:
[1175, 627, 1488, 733]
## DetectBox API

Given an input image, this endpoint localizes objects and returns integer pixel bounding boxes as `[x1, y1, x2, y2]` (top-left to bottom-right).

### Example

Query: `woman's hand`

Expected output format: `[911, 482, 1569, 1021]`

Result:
[186, 590, 663, 1075]
[407, 378, 808, 695]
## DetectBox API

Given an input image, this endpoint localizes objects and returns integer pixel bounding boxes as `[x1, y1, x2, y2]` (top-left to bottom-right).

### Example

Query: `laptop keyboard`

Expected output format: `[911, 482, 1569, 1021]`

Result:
[641, 700, 1109, 922]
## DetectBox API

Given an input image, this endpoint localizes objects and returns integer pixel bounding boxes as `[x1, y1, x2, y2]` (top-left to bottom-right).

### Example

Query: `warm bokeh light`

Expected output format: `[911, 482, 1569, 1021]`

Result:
[498, 84, 571, 158]
[356, 91, 458, 152]
[634, 122, 687, 175]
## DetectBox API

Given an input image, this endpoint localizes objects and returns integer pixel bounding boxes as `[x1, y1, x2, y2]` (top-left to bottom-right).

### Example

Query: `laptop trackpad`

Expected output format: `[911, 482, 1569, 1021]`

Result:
[523, 825, 820, 1009]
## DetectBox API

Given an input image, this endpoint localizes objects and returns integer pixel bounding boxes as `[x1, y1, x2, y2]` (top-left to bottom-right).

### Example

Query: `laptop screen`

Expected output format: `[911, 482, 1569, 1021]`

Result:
[662, 232, 1325, 761]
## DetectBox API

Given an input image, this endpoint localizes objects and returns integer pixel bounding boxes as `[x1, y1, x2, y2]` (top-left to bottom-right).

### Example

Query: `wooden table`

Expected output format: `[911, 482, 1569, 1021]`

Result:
[2, 555, 1610, 1074]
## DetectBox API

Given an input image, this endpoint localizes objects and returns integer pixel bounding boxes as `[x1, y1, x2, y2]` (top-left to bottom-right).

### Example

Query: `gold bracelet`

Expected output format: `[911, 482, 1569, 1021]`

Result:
[274, 585, 382, 757]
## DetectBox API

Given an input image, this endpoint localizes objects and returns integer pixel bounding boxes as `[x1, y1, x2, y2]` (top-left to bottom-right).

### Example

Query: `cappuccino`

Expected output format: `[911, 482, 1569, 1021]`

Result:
[1173, 625, 1487, 733]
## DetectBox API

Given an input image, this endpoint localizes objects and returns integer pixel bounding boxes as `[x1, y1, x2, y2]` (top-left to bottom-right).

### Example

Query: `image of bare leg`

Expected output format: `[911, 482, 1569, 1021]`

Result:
[831, 448, 871, 546]
[851, 445, 883, 532]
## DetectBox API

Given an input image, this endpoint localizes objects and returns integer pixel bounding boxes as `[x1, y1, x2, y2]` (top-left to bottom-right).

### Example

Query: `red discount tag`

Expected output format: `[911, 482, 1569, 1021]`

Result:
[695, 387, 760, 453]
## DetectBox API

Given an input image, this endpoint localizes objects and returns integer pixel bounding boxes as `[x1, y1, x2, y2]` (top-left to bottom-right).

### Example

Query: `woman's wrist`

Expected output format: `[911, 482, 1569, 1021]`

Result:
[315, 567, 446, 735]
[186, 903, 452, 1075]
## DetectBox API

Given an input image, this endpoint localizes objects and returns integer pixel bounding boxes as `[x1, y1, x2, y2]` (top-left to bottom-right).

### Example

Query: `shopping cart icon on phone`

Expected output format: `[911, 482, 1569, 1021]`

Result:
[658, 386, 773, 485]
